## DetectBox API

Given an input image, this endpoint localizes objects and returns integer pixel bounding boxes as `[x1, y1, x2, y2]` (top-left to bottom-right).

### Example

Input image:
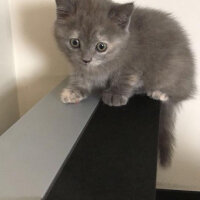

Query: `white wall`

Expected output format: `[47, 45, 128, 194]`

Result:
[7, 0, 200, 191]
[0, 0, 19, 135]
[8, 0, 70, 116]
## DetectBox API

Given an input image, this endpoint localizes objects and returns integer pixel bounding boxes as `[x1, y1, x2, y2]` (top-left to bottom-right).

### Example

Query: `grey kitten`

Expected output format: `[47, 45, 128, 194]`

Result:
[54, 0, 195, 167]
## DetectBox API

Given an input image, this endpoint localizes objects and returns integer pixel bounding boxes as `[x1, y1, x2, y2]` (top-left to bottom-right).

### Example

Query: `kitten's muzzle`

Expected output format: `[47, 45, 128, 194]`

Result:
[82, 58, 92, 64]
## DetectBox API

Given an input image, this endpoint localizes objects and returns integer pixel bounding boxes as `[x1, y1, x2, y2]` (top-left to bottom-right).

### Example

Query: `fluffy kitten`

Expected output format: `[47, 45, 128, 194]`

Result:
[54, 0, 195, 166]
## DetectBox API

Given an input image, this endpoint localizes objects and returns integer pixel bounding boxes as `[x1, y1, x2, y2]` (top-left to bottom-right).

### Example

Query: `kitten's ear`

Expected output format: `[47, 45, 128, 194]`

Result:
[55, 0, 76, 23]
[108, 2, 134, 30]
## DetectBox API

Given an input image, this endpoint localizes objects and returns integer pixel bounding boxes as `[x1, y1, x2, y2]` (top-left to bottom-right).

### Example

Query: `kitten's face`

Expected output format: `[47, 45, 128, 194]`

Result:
[56, 24, 127, 69]
[55, 0, 133, 70]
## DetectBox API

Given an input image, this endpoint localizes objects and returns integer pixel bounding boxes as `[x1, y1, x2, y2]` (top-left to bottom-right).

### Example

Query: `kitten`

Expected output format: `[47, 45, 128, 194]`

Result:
[54, 0, 195, 167]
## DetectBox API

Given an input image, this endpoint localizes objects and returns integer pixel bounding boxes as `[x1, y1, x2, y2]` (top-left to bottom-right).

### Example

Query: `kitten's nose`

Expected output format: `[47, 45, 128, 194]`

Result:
[82, 58, 92, 64]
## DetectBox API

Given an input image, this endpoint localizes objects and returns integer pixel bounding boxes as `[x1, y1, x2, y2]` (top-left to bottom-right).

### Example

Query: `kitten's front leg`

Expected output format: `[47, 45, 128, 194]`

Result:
[102, 74, 141, 107]
[61, 74, 91, 104]
[102, 90, 129, 107]
[61, 88, 87, 104]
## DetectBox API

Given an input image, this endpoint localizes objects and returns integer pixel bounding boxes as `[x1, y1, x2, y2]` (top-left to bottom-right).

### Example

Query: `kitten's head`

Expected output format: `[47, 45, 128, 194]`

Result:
[55, 0, 134, 70]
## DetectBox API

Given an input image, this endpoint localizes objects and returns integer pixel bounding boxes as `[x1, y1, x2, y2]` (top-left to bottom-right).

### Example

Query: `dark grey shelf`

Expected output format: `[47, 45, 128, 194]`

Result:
[45, 96, 160, 200]
[0, 79, 161, 200]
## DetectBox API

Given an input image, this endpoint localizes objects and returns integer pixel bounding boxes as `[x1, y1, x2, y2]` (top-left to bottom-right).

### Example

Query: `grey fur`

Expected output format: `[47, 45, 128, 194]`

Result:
[54, 0, 196, 166]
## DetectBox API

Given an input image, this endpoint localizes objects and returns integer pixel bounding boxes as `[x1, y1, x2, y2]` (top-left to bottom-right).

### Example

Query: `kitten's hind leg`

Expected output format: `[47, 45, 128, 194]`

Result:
[147, 90, 169, 102]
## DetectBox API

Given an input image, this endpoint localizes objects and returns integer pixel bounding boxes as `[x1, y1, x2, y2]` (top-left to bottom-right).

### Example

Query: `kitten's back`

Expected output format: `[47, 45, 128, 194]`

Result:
[128, 7, 195, 102]
[130, 7, 190, 49]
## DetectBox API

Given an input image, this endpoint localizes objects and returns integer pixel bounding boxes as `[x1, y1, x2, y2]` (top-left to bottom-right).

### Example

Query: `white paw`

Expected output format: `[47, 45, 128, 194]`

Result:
[147, 90, 169, 102]
[61, 88, 86, 104]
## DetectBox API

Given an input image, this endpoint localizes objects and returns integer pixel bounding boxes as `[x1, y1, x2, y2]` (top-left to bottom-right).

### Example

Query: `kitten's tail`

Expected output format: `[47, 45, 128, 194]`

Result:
[159, 101, 178, 167]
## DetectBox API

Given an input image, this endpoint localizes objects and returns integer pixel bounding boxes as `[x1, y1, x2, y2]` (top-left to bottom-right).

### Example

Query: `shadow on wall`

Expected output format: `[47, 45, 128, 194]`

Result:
[0, 87, 19, 135]
[16, 2, 71, 115]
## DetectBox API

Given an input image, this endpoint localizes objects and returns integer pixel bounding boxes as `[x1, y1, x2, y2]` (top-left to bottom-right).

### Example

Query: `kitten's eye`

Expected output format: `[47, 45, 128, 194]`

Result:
[96, 42, 107, 52]
[70, 38, 80, 48]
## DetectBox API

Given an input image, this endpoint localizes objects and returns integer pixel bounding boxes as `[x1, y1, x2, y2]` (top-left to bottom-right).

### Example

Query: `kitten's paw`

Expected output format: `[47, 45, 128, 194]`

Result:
[61, 88, 87, 104]
[102, 92, 128, 107]
[147, 90, 169, 102]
